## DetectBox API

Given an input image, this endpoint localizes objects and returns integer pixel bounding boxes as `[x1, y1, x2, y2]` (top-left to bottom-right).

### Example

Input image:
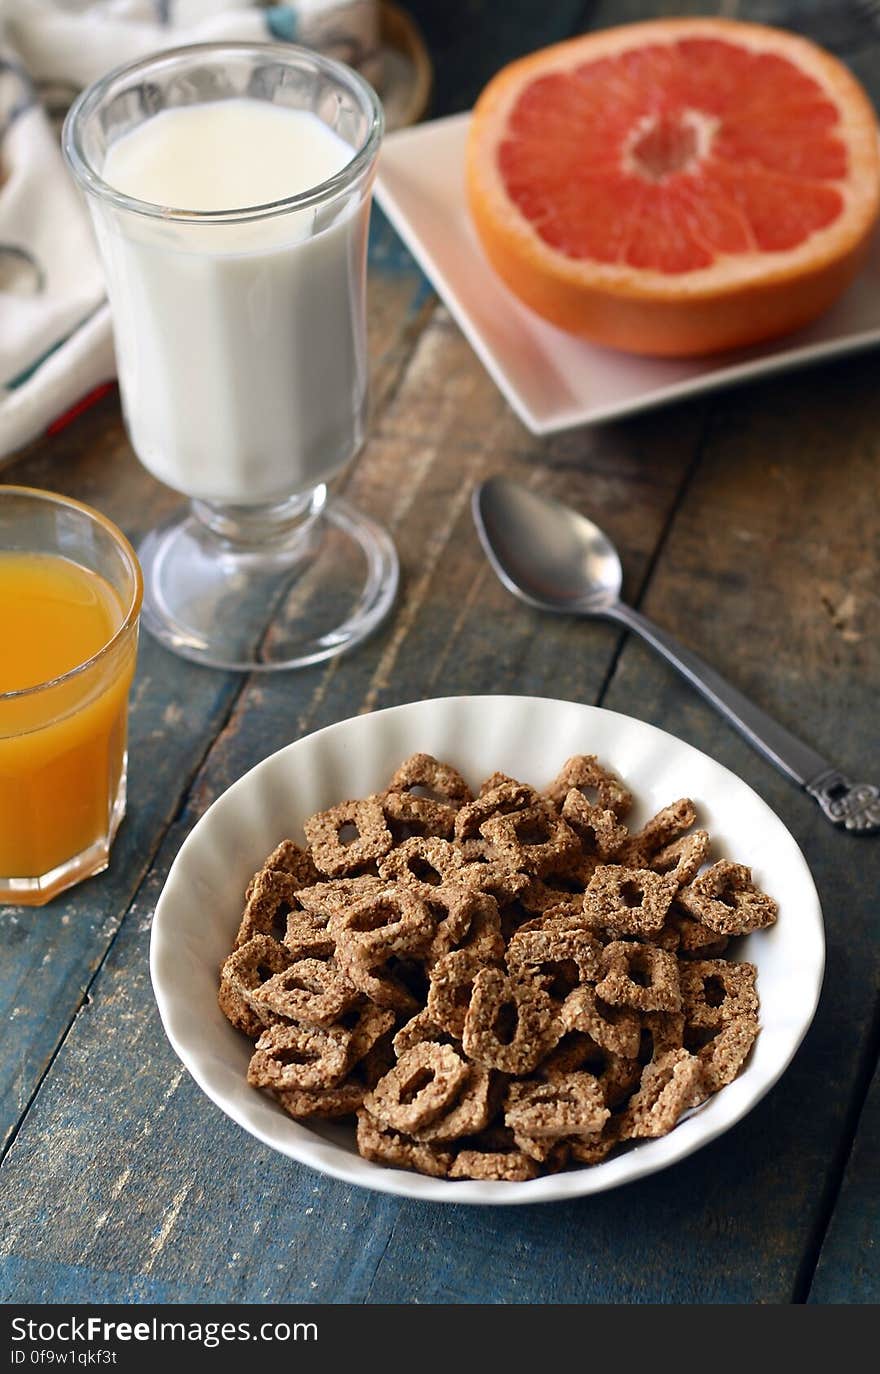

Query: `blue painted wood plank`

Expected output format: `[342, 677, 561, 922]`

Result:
[0, 847, 402, 1305]
[3, 0, 880, 1307]
[809, 1055, 880, 1303]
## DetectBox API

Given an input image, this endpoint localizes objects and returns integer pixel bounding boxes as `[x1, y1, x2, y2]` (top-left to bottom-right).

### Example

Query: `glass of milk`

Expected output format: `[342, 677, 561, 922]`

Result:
[63, 43, 397, 671]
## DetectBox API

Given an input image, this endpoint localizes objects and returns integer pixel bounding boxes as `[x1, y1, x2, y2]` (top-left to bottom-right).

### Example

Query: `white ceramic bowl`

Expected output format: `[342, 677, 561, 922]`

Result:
[150, 696, 824, 1204]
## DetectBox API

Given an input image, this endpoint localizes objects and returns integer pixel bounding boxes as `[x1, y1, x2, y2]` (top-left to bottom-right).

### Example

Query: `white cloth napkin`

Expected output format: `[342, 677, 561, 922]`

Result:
[0, 1, 379, 463]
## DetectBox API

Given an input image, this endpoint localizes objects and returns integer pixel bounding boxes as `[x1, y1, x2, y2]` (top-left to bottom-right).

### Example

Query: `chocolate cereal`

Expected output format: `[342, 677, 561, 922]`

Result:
[218, 752, 775, 1182]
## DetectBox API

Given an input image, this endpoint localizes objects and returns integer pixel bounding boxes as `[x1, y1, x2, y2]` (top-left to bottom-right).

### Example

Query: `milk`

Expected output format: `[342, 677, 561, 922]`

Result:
[97, 101, 368, 506]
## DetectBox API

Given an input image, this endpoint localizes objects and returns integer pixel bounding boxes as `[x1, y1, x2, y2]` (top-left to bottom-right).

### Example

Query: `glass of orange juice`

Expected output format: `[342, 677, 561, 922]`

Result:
[0, 487, 143, 906]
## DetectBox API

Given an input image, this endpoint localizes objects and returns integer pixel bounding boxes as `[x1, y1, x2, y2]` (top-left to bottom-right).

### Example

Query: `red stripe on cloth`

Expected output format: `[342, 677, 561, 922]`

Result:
[46, 382, 116, 435]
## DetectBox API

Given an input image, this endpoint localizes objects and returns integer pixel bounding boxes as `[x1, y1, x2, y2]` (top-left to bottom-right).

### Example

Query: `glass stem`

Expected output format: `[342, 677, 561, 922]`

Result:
[191, 485, 328, 546]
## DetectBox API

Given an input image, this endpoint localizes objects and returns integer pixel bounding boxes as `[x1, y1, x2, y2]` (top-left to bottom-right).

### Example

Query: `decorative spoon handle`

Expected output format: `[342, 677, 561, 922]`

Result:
[607, 601, 880, 833]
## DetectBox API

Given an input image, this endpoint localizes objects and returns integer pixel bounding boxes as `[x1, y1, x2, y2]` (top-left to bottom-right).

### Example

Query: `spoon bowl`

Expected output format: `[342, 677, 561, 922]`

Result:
[473, 476, 622, 613]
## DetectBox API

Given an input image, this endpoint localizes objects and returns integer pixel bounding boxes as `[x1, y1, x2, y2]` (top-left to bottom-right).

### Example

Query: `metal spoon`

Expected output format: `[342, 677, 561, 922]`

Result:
[473, 475, 879, 833]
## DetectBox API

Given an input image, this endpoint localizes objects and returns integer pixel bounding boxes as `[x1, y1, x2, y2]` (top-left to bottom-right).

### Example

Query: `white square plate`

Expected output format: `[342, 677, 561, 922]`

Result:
[376, 112, 880, 435]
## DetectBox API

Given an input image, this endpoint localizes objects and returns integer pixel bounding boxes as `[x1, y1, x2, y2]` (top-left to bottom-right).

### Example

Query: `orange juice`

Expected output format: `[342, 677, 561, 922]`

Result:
[0, 552, 135, 885]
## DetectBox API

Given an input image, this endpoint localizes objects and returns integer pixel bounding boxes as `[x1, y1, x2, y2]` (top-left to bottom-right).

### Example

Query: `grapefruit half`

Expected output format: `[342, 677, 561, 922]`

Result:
[466, 19, 880, 356]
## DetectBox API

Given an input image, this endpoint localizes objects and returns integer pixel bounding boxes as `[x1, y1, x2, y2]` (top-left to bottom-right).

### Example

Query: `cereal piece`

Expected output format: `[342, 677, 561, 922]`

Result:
[339, 953, 425, 1015]
[247, 1022, 352, 1091]
[544, 755, 633, 818]
[468, 1123, 518, 1150]
[595, 1054, 642, 1110]
[251, 957, 361, 1026]
[596, 941, 682, 1014]
[624, 1049, 704, 1138]
[559, 986, 642, 1057]
[357, 1110, 453, 1178]
[304, 795, 393, 878]
[412, 1066, 496, 1142]
[358, 1032, 396, 1089]
[456, 859, 530, 903]
[619, 799, 697, 867]
[519, 890, 584, 923]
[426, 889, 504, 967]
[497, 899, 533, 943]
[522, 1138, 574, 1169]
[460, 1121, 570, 1173]
[454, 780, 539, 841]
[519, 859, 595, 918]
[671, 910, 729, 959]
[364, 1043, 471, 1134]
[422, 885, 487, 963]
[539, 1031, 600, 1076]
[245, 839, 318, 901]
[218, 980, 267, 1040]
[383, 753, 472, 839]
[393, 1008, 460, 1057]
[427, 948, 491, 1038]
[449, 1149, 539, 1182]
[561, 790, 628, 859]
[513, 912, 583, 938]
[455, 893, 506, 964]
[219, 934, 291, 1036]
[582, 864, 677, 937]
[276, 1080, 367, 1119]
[508, 1132, 564, 1164]
[646, 921, 682, 953]
[696, 1016, 759, 1095]
[457, 838, 491, 862]
[378, 836, 465, 896]
[569, 1129, 619, 1165]
[480, 771, 526, 795]
[388, 752, 472, 807]
[236, 870, 305, 947]
[282, 911, 337, 962]
[462, 968, 560, 1074]
[506, 927, 603, 998]
[680, 960, 758, 1030]
[480, 803, 580, 877]
[677, 861, 778, 936]
[505, 1073, 609, 1140]
[334, 888, 434, 966]
[344, 1002, 397, 1067]
[296, 875, 385, 922]
[383, 792, 456, 839]
[639, 1011, 686, 1064]
[649, 829, 710, 886]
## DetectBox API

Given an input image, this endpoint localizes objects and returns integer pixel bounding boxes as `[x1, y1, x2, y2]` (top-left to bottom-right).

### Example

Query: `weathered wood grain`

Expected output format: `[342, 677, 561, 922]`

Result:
[592, 355, 880, 1303]
[0, 834, 404, 1305]
[809, 1052, 880, 1303]
[2, 0, 880, 1306]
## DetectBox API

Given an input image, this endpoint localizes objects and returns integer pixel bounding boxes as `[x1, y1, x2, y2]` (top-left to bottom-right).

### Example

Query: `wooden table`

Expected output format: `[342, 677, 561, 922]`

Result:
[1, 0, 878, 1306]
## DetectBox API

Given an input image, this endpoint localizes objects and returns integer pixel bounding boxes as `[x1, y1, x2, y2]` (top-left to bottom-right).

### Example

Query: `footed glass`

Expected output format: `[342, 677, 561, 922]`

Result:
[64, 43, 397, 670]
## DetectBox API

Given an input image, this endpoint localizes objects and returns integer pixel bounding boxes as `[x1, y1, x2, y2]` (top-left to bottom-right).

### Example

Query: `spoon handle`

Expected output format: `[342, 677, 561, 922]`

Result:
[608, 601, 880, 834]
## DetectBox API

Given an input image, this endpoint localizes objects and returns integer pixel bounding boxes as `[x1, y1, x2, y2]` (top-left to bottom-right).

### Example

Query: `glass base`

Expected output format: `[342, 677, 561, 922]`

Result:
[137, 492, 399, 671]
[0, 755, 127, 908]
